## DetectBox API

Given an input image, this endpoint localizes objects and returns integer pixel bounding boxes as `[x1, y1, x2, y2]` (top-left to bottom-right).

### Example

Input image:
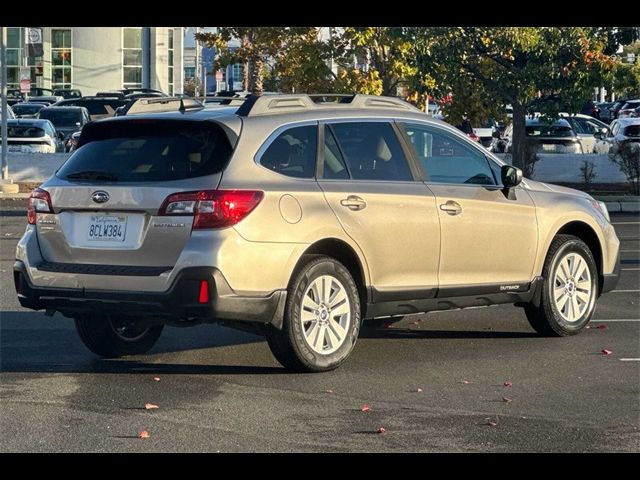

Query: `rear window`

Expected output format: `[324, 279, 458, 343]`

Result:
[526, 125, 574, 137]
[39, 109, 82, 126]
[13, 105, 44, 115]
[624, 125, 640, 137]
[57, 120, 233, 183]
[5, 126, 46, 138]
[59, 99, 127, 116]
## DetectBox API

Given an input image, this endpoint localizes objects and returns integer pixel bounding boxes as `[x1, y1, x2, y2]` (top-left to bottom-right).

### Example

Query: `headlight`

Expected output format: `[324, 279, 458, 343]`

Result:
[590, 199, 610, 223]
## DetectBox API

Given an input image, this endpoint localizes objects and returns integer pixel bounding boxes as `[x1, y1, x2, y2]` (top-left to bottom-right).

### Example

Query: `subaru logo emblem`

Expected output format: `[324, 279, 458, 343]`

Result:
[91, 191, 109, 204]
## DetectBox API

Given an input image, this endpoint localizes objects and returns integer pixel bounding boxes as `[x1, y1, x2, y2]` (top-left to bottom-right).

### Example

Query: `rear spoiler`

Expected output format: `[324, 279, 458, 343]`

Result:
[117, 97, 204, 116]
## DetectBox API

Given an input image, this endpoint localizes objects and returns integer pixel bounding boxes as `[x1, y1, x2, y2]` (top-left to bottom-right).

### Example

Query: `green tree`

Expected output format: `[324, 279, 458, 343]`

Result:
[412, 27, 630, 170]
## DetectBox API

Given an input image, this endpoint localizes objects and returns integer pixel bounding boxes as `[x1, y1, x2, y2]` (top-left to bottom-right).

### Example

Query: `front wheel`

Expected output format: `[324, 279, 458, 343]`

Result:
[525, 235, 598, 336]
[74, 315, 164, 358]
[266, 256, 361, 372]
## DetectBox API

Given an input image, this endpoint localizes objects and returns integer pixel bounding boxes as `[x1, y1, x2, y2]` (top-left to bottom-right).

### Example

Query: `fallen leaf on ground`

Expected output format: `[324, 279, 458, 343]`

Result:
[602, 349, 613, 355]
[144, 403, 159, 410]
[325, 389, 334, 394]
[502, 397, 513, 404]
[461, 380, 473, 385]
[377, 427, 387, 434]
[138, 430, 150, 439]
[152, 377, 160, 382]
[361, 404, 371, 412]
[503, 381, 513, 387]
[416, 387, 423, 393]
[485, 417, 498, 427]
[596, 324, 607, 330]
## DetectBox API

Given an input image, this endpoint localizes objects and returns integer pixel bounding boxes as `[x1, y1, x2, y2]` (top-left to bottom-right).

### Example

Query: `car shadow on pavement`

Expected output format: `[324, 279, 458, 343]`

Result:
[360, 326, 539, 339]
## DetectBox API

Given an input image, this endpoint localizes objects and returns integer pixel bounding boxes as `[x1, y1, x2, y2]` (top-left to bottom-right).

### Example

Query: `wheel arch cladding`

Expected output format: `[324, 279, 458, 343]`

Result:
[291, 238, 369, 314]
[555, 221, 603, 291]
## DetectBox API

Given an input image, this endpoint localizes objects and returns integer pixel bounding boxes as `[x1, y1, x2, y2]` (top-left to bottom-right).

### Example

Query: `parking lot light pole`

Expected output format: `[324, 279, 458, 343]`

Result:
[1, 27, 18, 193]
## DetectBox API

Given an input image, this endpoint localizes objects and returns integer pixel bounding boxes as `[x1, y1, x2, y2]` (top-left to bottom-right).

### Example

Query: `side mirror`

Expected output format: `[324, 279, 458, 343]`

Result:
[501, 165, 522, 188]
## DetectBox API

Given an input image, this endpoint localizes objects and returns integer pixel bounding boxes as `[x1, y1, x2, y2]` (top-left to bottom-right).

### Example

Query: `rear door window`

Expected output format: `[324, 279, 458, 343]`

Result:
[57, 120, 233, 182]
[328, 122, 413, 181]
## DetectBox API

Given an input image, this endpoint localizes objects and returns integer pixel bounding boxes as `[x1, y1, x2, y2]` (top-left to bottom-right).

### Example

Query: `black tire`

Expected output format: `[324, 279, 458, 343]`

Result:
[74, 315, 164, 358]
[525, 234, 598, 337]
[266, 256, 361, 372]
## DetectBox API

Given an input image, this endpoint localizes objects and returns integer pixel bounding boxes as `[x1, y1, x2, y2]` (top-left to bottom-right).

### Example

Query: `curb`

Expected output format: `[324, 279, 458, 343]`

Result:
[603, 201, 640, 214]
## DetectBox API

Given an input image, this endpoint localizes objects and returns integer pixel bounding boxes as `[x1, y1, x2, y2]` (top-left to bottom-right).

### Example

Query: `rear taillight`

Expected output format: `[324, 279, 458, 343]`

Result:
[27, 188, 53, 225]
[160, 190, 264, 229]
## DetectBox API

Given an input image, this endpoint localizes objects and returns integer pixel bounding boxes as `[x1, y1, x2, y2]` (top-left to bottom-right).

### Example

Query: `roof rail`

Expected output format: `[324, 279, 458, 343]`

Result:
[236, 93, 420, 117]
[122, 97, 204, 116]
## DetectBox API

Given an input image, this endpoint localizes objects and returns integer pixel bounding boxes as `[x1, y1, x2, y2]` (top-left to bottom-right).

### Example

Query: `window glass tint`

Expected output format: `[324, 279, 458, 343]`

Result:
[402, 123, 497, 185]
[39, 109, 82, 127]
[329, 122, 412, 181]
[526, 124, 574, 137]
[322, 126, 349, 179]
[259, 125, 317, 178]
[57, 121, 232, 183]
[5, 126, 46, 138]
[625, 125, 640, 137]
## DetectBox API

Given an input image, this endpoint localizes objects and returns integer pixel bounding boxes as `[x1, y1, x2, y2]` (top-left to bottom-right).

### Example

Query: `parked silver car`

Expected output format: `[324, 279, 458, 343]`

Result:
[14, 94, 620, 371]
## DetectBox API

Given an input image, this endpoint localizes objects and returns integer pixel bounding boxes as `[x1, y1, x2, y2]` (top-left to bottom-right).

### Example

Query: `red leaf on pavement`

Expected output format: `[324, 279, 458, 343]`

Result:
[138, 430, 151, 439]
[416, 387, 423, 393]
[596, 324, 607, 330]
[461, 380, 473, 385]
[602, 349, 613, 355]
[502, 397, 513, 404]
[361, 404, 371, 412]
[377, 427, 387, 434]
[144, 403, 159, 410]
[152, 377, 160, 382]
[503, 381, 513, 387]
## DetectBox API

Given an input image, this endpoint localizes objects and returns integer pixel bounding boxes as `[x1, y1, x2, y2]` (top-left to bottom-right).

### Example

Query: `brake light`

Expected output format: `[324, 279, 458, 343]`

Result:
[160, 190, 264, 229]
[27, 188, 53, 225]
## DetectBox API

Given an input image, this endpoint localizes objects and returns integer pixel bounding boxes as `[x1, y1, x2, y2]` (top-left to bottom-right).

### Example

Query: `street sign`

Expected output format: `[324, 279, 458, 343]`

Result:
[26, 27, 43, 57]
[215, 70, 223, 81]
[20, 67, 31, 93]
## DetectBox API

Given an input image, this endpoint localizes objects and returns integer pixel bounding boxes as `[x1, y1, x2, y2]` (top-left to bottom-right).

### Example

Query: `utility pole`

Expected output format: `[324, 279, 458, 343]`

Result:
[194, 27, 201, 97]
[1, 26, 19, 193]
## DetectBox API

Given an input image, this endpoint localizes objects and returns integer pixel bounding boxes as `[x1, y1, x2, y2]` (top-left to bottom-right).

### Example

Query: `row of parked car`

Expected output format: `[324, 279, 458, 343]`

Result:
[596, 99, 640, 123]
[1, 88, 169, 154]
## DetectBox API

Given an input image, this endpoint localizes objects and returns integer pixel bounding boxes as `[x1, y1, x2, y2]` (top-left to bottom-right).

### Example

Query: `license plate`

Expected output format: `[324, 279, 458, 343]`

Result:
[87, 215, 127, 242]
[542, 144, 558, 152]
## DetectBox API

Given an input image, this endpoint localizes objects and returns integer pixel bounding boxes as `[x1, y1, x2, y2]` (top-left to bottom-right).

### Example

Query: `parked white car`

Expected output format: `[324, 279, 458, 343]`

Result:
[593, 117, 640, 156]
[560, 113, 610, 153]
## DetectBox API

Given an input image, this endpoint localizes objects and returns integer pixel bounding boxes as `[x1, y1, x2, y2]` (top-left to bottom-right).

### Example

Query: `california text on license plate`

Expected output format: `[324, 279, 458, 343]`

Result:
[87, 215, 127, 242]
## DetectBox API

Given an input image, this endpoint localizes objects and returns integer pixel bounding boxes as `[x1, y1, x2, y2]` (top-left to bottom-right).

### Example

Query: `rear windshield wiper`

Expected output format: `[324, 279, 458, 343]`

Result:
[65, 170, 119, 181]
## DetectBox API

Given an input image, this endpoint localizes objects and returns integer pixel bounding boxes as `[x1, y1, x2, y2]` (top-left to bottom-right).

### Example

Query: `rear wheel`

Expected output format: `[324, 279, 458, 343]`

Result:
[74, 315, 164, 358]
[266, 256, 361, 372]
[525, 235, 598, 336]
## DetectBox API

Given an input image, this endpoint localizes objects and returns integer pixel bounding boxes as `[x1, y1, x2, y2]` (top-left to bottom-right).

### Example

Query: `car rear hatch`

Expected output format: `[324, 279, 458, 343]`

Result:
[32, 118, 237, 269]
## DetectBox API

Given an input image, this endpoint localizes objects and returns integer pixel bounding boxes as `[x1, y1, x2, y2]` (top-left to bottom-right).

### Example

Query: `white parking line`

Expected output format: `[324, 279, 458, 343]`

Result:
[611, 289, 640, 293]
[619, 358, 640, 362]
[592, 319, 640, 322]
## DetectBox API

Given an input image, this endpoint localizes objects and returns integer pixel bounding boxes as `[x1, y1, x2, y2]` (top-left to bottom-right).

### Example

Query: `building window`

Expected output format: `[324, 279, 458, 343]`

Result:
[123, 27, 143, 88]
[231, 64, 244, 90]
[6, 27, 42, 89]
[51, 29, 72, 90]
[184, 66, 195, 79]
[168, 28, 174, 96]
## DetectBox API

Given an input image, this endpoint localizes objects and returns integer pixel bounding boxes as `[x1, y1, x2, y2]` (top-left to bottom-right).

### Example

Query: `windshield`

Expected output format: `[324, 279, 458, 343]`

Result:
[39, 109, 82, 127]
[3, 126, 46, 138]
[526, 125, 574, 137]
[57, 121, 233, 183]
[59, 99, 127, 116]
[624, 125, 640, 138]
[13, 105, 44, 116]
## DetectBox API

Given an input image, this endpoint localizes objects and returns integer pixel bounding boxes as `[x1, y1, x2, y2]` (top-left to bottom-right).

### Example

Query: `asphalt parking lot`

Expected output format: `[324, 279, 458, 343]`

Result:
[0, 204, 638, 452]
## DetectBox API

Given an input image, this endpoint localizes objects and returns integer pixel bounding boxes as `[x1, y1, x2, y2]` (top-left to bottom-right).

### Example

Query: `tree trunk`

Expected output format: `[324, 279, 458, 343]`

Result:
[242, 61, 249, 91]
[511, 102, 527, 171]
[249, 56, 264, 95]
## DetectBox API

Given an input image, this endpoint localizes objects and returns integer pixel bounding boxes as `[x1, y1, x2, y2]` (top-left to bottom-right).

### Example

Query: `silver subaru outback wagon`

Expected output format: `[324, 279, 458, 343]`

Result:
[14, 94, 620, 372]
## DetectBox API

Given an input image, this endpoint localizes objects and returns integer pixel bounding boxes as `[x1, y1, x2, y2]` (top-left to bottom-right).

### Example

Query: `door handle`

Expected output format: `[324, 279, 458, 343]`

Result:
[439, 200, 462, 215]
[340, 195, 367, 211]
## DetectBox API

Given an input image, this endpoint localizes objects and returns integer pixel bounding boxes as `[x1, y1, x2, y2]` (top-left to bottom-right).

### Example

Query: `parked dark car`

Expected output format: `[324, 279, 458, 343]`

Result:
[29, 87, 55, 97]
[53, 88, 83, 99]
[37, 106, 91, 150]
[11, 102, 48, 119]
[6, 89, 24, 106]
[53, 97, 129, 120]
[580, 101, 600, 119]
[610, 99, 631, 120]
[0, 119, 64, 153]
[26, 95, 63, 106]
[618, 100, 640, 119]
[499, 118, 583, 154]
[597, 102, 615, 123]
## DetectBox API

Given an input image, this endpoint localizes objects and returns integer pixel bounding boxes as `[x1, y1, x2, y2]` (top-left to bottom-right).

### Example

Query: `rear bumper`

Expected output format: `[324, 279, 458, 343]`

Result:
[14, 260, 286, 325]
[601, 251, 621, 294]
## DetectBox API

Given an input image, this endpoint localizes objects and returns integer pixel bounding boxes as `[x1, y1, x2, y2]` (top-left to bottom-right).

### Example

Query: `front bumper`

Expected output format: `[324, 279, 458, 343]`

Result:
[14, 260, 286, 325]
[601, 251, 621, 294]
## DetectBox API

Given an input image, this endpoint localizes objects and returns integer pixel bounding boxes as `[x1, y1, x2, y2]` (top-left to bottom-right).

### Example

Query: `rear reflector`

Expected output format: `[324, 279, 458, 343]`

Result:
[198, 280, 209, 304]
